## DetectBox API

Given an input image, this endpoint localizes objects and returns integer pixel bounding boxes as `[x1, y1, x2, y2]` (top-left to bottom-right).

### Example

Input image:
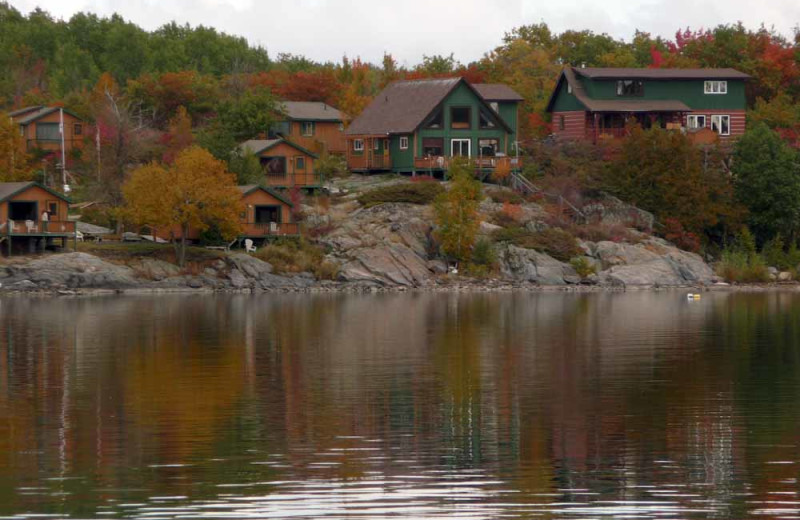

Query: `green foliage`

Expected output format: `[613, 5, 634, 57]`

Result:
[570, 256, 596, 278]
[215, 89, 278, 142]
[602, 127, 741, 236]
[434, 160, 483, 262]
[314, 153, 348, 182]
[357, 182, 444, 207]
[487, 189, 524, 204]
[732, 123, 800, 244]
[492, 226, 583, 262]
[717, 250, 771, 283]
[471, 238, 497, 267]
[254, 238, 339, 280]
[227, 148, 263, 185]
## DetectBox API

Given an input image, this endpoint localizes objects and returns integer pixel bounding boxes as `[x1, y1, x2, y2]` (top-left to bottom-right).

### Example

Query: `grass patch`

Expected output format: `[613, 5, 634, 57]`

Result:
[493, 226, 583, 262]
[357, 182, 444, 207]
[254, 238, 339, 280]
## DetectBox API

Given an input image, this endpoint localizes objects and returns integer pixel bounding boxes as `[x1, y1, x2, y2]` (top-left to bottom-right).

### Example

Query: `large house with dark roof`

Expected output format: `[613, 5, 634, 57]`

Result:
[270, 101, 347, 155]
[545, 67, 749, 143]
[10, 106, 85, 157]
[345, 78, 522, 174]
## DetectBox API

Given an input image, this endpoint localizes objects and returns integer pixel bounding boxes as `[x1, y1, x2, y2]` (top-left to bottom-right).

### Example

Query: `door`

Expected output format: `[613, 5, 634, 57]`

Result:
[451, 139, 471, 157]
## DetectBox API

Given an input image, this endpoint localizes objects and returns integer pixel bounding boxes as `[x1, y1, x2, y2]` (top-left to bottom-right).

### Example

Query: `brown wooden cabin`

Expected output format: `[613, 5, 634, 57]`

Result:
[239, 138, 322, 190]
[270, 102, 348, 155]
[10, 106, 86, 157]
[0, 182, 76, 256]
[154, 185, 298, 244]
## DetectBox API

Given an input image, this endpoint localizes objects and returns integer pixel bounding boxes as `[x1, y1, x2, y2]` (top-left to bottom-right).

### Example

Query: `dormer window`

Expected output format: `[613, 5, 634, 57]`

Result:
[616, 80, 644, 97]
[704, 81, 727, 94]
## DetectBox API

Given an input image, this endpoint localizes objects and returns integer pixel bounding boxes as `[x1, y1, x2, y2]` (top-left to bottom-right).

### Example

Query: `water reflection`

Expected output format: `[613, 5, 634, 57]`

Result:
[1, 291, 800, 518]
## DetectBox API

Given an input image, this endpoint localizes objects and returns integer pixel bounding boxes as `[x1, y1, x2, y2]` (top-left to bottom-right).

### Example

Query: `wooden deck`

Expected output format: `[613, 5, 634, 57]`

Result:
[413, 156, 522, 172]
[3, 219, 76, 236]
[240, 222, 300, 237]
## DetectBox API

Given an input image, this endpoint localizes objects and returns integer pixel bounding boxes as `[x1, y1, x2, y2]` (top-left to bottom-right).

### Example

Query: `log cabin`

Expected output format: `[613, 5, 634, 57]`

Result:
[545, 67, 749, 143]
[239, 138, 322, 190]
[0, 182, 76, 256]
[345, 77, 522, 175]
[270, 101, 347, 155]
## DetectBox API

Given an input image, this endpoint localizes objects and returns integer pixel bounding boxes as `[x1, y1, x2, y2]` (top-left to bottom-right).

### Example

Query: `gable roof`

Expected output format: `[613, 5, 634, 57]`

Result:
[280, 101, 346, 122]
[10, 106, 83, 125]
[346, 77, 513, 136]
[0, 182, 71, 203]
[472, 83, 524, 102]
[239, 138, 319, 159]
[574, 67, 750, 80]
[238, 185, 293, 206]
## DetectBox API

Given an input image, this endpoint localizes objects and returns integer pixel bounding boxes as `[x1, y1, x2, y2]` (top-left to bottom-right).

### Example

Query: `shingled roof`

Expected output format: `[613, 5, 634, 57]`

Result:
[239, 138, 319, 158]
[280, 101, 346, 122]
[574, 67, 750, 80]
[472, 83, 524, 101]
[10, 106, 83, 125]
[0, 182, 70, 203]
[346, 78, 518, 136]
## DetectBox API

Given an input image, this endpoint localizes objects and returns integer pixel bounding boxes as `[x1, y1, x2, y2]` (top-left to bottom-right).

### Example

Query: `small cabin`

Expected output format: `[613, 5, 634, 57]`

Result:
[270, 101, 348, 155]
[239, 138, 321, 190]
[0, 182, 76, 255]
[10, 106, 85, 157]
[154, 185, 298, 245]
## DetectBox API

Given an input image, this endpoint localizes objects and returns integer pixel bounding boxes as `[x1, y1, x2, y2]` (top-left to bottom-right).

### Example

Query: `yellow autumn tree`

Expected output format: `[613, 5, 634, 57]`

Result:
[123, 146, 243, 266]
[434, 159, 483, 263]
[0, 112, 34, 181]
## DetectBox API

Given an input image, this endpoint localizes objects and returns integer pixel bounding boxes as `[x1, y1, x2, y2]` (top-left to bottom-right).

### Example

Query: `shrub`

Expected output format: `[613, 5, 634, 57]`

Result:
[570, 256, 596, 278]
[663, 218, 701, 253]
[314, 153, 348, 180]
[716, 249, 771, 283]
[487, 189, 524, 204]
[357, 182, 444, 207]
[254, 238, 339, 280]
[493, 202, 524, 228]
[762, 234, 787, 269]
[471, 238, 497, 268]
[492, 226, 583, 262]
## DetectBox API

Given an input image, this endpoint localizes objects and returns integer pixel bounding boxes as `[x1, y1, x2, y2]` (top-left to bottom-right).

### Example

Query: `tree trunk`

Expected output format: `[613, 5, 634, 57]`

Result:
[178, 224, 189, 267]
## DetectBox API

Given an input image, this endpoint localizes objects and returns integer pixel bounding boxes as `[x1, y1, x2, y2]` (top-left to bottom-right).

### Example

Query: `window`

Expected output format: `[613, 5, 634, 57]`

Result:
[687, 115, 706, 131]
[73, 123, 82, 136]
[373, 139, 380, 151]
[704, 81, 728, 94]
[422, 137, 443, 156]
[47, 201, 58, 217]
[270, 121, 291, 137]
[479, 108, 496, 129]
[479, 139, 499, 156]
[353, 139, 364, 152]
[451, 138, 471, 157]
[36, 122, 60, 141]
[301, 121, 315, 136]
[616, 80, 644, 97]
[490, 102, 499, 113]
[399, 136, 409, 150]
[295, 156, 306, 171]
[255, 205, 281, 224]
[261, 156, 287, 176]
[426, 108, 443, 129]
[450, 106, 471, 129]
[559, 115, 565, 131]
[338, 123, 344, 131]
[711, 115, 730, 136]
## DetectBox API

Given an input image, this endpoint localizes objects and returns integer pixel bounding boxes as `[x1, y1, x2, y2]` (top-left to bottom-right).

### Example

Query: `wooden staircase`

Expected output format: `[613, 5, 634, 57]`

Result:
[510, 171, 586, 224]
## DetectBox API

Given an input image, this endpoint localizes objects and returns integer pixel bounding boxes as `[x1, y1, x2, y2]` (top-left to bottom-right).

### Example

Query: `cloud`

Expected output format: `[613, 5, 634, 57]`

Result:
[12, 0, 800, 65]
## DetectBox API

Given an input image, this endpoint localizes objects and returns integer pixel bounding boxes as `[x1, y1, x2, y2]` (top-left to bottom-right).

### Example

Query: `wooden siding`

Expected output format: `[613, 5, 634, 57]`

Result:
[682, 110, 746, 139]
[580, 78, 747, 111]
[551, 111, 587, 140]
[257, 142, 321, 188]
[288, 121, 346, 155]
[18, 111, 85, 155]
[1, 185, 73, 239]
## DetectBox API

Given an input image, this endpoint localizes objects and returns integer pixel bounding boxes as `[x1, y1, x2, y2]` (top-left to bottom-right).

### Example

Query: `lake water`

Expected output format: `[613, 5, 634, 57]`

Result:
[1, 291, 800, 519]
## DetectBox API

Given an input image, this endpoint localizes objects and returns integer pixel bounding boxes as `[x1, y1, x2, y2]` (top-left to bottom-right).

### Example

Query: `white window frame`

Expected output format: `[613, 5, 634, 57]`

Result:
[399, 136, 409, 150]
[450, 138, 471, 157]
[353, 139, 364, 152]
[711, 115, 730, 136]
[373, 139, 380, 151]
[704, 80, 728, 94]
[301, 121, 314, 136]
[687, 114, 706, 131]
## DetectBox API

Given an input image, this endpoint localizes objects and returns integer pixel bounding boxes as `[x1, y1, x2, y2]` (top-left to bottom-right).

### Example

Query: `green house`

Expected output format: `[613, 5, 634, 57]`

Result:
[345, 78, 522, 174]
[546, 67, 749, 142]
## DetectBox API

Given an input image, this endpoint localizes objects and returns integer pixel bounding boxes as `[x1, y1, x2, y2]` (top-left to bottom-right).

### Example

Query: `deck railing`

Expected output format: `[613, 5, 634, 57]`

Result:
[413, 156, 522, 172]
[4, 220, 76, 235]
[241, 222, 300, 237]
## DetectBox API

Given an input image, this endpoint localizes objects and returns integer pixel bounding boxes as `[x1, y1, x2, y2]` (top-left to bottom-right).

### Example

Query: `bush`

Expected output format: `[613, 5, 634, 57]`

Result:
[570, 256, 596, 278]
[254, 238, 339, 280]
[492, 226, 583, 262]
[314, 153, 348, 180]
[716, 249, 771, 283]
[357, 182, 444, 207]
[662, 218, 701, 253]
[487, 189, 524, 204]
[492, 202, 524, 228]
[471, 238, 497, 267]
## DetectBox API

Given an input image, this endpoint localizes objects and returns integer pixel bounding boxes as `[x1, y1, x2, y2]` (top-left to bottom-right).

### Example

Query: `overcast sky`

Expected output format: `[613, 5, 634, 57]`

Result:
[11, 0, 800, 66]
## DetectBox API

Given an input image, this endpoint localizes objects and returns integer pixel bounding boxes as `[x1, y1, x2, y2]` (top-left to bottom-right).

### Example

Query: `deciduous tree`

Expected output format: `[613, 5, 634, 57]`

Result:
[0, 112, 34, 181]
[434, 159, 483, 263]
